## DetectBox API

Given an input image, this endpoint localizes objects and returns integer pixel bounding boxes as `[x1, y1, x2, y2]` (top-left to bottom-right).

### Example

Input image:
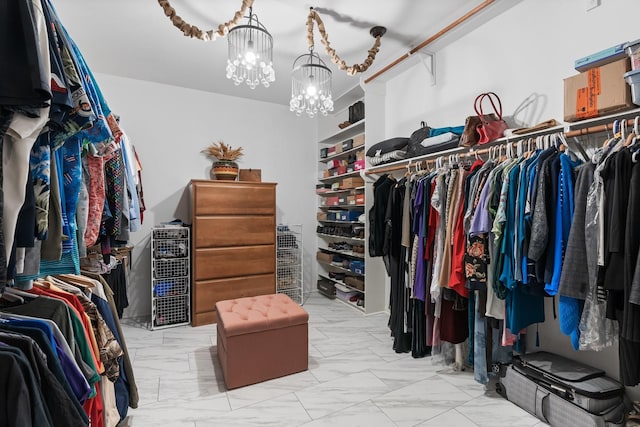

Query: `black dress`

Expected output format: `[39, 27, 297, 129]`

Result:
[620, 152, 640, 385]
[387, 179, 411, 353]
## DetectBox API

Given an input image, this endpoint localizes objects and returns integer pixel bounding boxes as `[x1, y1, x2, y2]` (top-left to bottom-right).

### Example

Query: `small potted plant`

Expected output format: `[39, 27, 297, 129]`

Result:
[202, 140, 244, 180]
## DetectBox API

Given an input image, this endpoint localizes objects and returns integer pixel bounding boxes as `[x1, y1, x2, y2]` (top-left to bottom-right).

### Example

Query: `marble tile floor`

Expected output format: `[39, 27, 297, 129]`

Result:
[119, 293, 548, 427]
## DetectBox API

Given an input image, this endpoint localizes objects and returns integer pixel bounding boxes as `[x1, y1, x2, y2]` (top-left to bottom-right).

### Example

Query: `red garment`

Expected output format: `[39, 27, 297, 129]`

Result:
[449, 160, 483, 298]
[439, 297, 469, 344]
[83, 381, 105, 427]
[449, 194, 469, 297]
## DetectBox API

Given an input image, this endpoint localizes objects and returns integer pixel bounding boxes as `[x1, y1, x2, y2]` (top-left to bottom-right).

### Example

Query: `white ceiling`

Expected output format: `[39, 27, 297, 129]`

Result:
[52, 0, 513, 106]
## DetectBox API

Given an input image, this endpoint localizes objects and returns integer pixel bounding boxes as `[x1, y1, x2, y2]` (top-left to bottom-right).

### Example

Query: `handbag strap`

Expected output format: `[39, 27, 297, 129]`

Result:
[474, 92, 503, 119]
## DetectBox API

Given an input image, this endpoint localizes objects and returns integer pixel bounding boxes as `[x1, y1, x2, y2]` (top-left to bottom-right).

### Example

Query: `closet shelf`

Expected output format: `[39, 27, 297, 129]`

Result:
[319, 170, 363, 183]
[317, 260, 365, 276]
[318, 120, 365, 145]
[319, 204, 365, 209]
[320, 146, 364, 163]
[317, 233, 365, 242]
[318, 274, 365, 295]
[319, 247, 365, 259]
[317, 220, 362, 225]
[365, 107, 640, 175]
[335, 296, 365, 312]
[317, 187, 365, 196]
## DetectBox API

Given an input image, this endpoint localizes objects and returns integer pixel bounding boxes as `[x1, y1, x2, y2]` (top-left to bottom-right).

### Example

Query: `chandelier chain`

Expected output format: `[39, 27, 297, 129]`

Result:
[306, 8, 382, 76]
[157, 0, 254, 41]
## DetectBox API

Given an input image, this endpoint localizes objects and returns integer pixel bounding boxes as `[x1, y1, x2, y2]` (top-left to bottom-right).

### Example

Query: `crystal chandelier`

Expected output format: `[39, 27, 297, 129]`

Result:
[290, 7, 385, 118]
[290, 50, 333, 118]
[226, 7, 275, 89]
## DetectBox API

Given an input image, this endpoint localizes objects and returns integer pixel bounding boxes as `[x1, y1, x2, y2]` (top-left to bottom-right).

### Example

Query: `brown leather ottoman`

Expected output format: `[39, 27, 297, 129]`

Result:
[215, 294, 309, 389]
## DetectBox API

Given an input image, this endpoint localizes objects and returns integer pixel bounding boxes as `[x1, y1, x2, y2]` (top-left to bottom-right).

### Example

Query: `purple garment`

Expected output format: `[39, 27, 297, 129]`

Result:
[413, 179, 427, 301]
[470, 173, 493, 234]
[5, 318, 90, 403]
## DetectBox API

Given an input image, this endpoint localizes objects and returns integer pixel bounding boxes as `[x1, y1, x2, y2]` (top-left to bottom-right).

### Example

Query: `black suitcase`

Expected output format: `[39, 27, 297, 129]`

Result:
[497, 351, 628, 427]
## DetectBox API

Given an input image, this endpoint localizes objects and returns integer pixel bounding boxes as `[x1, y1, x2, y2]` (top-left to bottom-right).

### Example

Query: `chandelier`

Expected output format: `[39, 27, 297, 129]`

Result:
[290, 50, 333, 117]
[226, 7, 275, 89]
[290, 7, 386, 118]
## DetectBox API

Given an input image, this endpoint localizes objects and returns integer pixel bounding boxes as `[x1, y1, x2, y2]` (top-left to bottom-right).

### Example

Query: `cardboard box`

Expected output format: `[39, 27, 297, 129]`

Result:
[328, 146, 336, 155]
[352, 134, 365, 147]
[327, 210, 342, 221]
[356, 149, 365, 161]
[575, 43, 627, 72]
[341, 177, 365, 189]
[332, 142, 343, 154]
[349, 260, 365, 275]
[344, 276, 365, 291]
[325, 196, 340, 206]
[317, 211, 327, 221]
[347, 195, 356, 205]
[564, 58, 633, 122]
[327, 159, 347, 169]
[332, 166, 347, 176]
[339, 210, 362, 221]
[239, 169, 261, 182]
[316, 251, 333, 263]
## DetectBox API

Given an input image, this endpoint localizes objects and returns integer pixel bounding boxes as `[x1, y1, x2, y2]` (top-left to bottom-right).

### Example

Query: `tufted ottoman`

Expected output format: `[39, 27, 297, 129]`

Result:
[215, 294, 309, 389]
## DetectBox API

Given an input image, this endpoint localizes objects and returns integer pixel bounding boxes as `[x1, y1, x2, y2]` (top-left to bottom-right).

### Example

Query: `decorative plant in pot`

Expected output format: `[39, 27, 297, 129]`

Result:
[202, 141, 244, 181]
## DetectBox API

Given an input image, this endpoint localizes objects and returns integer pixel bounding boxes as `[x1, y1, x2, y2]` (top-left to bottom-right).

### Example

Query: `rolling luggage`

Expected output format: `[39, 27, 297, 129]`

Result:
[496, 351, 628, 426]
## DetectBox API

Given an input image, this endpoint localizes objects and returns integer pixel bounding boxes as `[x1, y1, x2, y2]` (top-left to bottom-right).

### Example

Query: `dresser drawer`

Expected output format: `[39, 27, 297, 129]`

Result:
[192, 274, 275, 315]
[194, 245, 275, 280]
[194, 216, 275, 248]
[192, 181, 275, 215]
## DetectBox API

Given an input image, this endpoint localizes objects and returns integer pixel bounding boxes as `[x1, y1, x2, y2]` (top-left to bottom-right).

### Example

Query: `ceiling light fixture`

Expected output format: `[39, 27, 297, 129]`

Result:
[290, 49, 333, 118]
[290, 7, 386, 118]
[226, 7, 275, 89]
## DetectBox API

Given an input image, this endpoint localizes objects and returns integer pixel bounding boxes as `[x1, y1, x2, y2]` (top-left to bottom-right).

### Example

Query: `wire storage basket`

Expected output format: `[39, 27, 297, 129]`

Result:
[276, 224, 303, 305]
[151, 225, 191, 329]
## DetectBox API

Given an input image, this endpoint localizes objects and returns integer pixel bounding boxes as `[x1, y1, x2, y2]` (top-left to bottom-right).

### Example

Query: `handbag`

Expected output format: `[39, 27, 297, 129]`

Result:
[405, 121, 432, 158]
[475, 92, 508, 145]
[459, 93, 497, 147]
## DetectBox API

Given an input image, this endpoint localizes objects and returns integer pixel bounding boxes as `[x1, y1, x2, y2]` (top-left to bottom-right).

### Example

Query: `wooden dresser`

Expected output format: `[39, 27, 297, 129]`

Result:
[190, 180, 277, 326]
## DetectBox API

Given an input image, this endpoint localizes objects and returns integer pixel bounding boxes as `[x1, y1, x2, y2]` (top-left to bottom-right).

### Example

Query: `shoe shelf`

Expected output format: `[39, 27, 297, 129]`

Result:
[318, 170, 362, 183]
[320, 247, 365, 259]
[317, 233, 365, 242]
[319, 145, 365, 162]
[317, 260, 365, 277]
[319, 204, 365, 209]
[318, 274, 365, 295]
[317, 220, 361, 224]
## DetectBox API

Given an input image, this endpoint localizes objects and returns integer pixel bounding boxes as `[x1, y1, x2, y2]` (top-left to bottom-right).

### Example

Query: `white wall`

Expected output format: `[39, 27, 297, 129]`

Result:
[94, 73, 316, 320]
[374, 0, 640, 391]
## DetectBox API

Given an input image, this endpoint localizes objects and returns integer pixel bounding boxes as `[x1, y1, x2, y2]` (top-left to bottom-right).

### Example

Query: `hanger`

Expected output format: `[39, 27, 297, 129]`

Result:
[404, 160, 412, 177]
[1, 291, 23, 304]
[4, 287, 36, 300]
[516, 139, 524, 158]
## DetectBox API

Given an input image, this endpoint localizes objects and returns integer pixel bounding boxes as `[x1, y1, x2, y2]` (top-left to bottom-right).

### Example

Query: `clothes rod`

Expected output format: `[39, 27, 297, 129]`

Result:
[565, 117, 637, 138]
[365, 143, 509, 174]
[364, 0, 495, 84]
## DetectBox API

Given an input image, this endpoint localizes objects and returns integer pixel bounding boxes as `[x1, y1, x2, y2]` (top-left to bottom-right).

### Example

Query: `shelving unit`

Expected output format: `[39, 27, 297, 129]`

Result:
[276, 224, 303, 305]
[316, 90, 367, 311]
[151, 225, 191, 330]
